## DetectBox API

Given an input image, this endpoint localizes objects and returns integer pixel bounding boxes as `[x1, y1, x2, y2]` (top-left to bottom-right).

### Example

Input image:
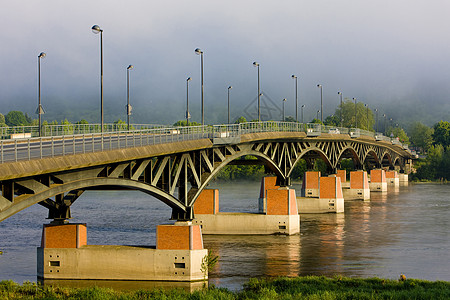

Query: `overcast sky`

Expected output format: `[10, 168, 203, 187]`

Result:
[1, 0, 449, 125]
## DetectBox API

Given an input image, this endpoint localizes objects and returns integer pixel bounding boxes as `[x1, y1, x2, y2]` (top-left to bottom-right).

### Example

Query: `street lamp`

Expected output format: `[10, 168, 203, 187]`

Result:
[186, 77, 192, 126]
[291, 75, 298, 122]
[282, 98, 287, 121]
[375, 108, 378, 132]
[227, 86, 232, 124]
[126, 65, 134, 130]
[365, 104, 369, 130]
[383, 114, 387, 135]
[253, 62, 261, 121]
[195, 48, 204, 125]
[353, 98, 357, 128]
[338, 91, 343, 128]
[301, 105, 305, 124]
[317, 84, 323, 123]
[37, 52, 46, 137]
[92, 24, 104, 132]
[317, 110, 320, 121]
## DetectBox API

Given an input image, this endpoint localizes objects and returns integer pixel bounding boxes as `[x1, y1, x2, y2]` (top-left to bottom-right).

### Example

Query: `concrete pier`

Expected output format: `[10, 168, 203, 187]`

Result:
[297, 176, 344, 213]
[369, 169, 387, 192]
[342, 171, 370, 200]
[193, 186, 300, 235]
[301, 171, 320, 197]
[258, 176, 279, 213]
[386, 171, 400, 187]
[399, 173, 409, 186]
[37, 222, 207, 282]
[336, 170, 349, 188]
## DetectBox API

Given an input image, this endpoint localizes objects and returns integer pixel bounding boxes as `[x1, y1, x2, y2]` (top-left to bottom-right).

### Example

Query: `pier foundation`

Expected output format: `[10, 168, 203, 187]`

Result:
[193, 187, 299, 235]
[369, 169, 388, 192]
[297, 175, 344, 213]
[386, 171, 400, 187]
[342, 171, 370, 200]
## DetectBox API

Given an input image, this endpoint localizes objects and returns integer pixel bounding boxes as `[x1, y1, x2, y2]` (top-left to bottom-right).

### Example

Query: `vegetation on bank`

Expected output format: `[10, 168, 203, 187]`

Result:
[1, 276, 449, 299]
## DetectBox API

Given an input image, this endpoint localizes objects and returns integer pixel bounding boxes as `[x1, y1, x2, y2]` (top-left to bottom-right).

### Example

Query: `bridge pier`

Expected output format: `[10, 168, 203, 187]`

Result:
[399, 173, 409, 186]
[298, 173, 344, 213]
[192, 182, 299, 235]
[301, 171, 320, 197]
[369, 169, 388, 192]
[386, 171, 400, 187]
[37, 222, 207, 282]
[341, 171, 370, 200]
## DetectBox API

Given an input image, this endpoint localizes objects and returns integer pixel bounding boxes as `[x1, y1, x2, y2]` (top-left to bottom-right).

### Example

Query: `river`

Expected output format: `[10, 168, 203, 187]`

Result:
[0, 180, 449, 290]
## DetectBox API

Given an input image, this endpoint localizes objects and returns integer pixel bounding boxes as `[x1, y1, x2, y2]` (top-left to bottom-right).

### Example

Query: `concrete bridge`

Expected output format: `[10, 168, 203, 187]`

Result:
[0, 121, 412, 223]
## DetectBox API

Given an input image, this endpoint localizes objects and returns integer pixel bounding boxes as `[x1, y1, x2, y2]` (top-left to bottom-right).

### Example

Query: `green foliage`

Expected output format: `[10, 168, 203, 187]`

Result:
[290, 159, 307, 180]
[234, 116, 247, 124]
[386, 127, 410, 144]
[313, 159, 328, 174]
[0, 113, 5, 124]
[310, 118, 322, 124]
[433, 120, 450, 148]
[284, 116, 296, 122]
[5, 111, 29, 126]
[173, 120, 201, 126]
[334, 100, 374, 130]
[216, 156, 264, 181]
[2, 276, 449, 299]
[76, 119, 89, 124]
[200, 250, 219, 282]
[340, 158, 355, 175]
[323, 114, 339, 126]
[409, 122, 433, 153]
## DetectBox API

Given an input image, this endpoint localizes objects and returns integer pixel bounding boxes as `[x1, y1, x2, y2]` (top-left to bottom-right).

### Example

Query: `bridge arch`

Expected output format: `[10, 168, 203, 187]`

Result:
[337, 146, 361, 168]
[0, 178, 186, 223]
[287, 148, 333, 178]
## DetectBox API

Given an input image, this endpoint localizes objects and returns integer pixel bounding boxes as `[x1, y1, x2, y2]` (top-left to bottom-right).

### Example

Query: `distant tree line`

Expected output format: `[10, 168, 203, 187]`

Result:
[411, 121, 450, 181]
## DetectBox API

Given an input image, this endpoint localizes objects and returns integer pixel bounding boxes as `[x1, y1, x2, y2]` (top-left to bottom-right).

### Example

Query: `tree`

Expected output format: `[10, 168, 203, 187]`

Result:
[324, 115, 339, 126]
[173, 120, 201, 126]
[310, 118, 322, 124]
[0, 113, 5, 124]
[386, 127, 410, 144]
[334, 100, 374, 130]
[409, 122, 433, 153]
[284, 116, 296, 122]
[234, 116, 247, 124]
[432, 121, 450, 148]
[5, 111, 29, 126]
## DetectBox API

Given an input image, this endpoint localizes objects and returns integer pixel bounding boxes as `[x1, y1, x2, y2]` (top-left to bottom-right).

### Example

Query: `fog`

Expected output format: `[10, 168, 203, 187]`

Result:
[1, 0, 449, 127]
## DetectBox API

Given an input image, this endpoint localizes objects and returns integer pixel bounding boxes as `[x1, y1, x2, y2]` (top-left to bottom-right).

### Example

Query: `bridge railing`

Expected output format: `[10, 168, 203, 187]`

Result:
[0, 123, 168, 139]
[0, 121, 405, 164]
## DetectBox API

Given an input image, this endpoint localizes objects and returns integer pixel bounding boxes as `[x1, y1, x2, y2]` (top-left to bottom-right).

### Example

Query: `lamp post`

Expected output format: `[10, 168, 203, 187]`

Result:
[317, 84, 323, 123]
[195, 48, 204, 125]
[282, 98, 287, 121]
[37, 52, 46, 137]
[126, 65, 134, 130]
[92, 25, 104, 132]
[291, 75, 298, 122]
[365, 104, 369, 130]
[383, 114, 387, 135]
[317, 110, 320, 121]
[253, 62, 261, 121]
[375, 108, 378, 132]
[186, 77, 192, 126]
[353, 97, 357, 128]
[338, 91, 343, 127]
[227, 86, 232, 124]
[301, 105, 305, 124]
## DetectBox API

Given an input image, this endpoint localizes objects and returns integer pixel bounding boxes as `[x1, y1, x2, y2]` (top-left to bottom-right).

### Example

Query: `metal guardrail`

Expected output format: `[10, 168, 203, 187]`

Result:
[0, 121, 408, 164]
[0, 123, 167, 139]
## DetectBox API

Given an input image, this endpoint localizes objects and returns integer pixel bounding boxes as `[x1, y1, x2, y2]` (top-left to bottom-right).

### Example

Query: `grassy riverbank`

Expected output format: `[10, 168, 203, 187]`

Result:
[1, 276, 449, 299]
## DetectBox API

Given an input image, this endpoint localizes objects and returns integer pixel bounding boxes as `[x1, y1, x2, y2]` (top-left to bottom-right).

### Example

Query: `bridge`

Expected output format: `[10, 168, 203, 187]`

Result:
[0, 121, 413, 223]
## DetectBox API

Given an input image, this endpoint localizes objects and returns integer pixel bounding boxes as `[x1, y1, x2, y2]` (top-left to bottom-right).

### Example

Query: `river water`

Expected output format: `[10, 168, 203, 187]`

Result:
[0, 181, 449, 290]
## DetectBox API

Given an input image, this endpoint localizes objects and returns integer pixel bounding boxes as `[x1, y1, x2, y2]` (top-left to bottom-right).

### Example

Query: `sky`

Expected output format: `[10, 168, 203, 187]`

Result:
[1, 0, 449, 127]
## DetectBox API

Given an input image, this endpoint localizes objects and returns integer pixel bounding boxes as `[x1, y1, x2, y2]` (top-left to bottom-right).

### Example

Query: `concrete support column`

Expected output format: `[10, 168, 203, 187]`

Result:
[399, 173, 409, 186]
[259, 176, 279, 213]
[301, 171, 320, 197]
[369, 169, 387, 192]
[37, 222, 207, 282]
[336, 170, 348, 188]
[385, 170, 400, 187]
[192, 184, 299, 235]
[297, 175, 344, 213]
[342, 171, 370, 200]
